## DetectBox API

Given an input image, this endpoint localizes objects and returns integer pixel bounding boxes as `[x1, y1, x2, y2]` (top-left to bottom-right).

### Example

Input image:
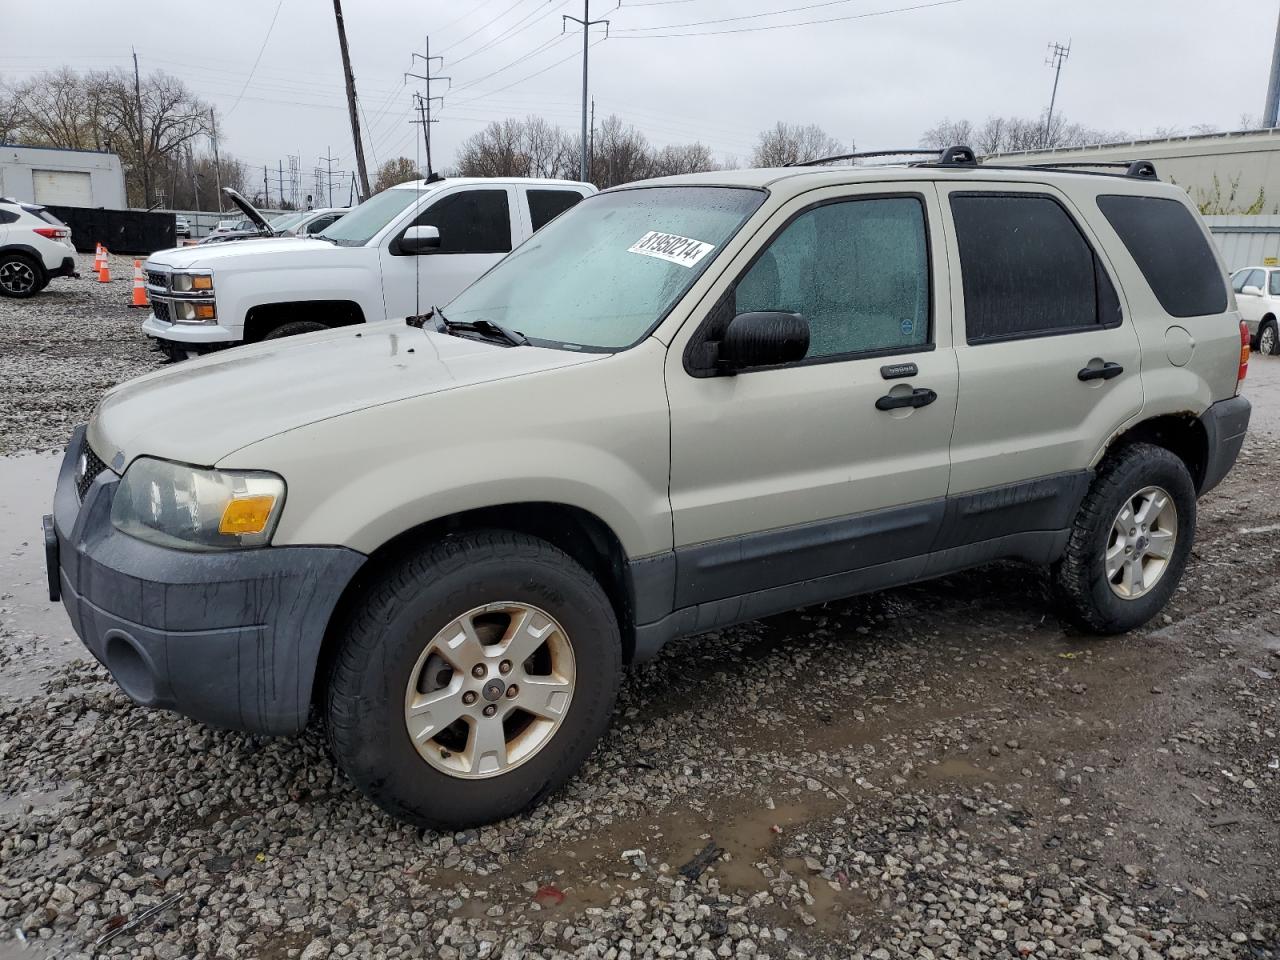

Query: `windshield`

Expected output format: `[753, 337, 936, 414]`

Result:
[318, 187, 423, 246]
[444, 186, 764, 350]
[270, 212, 304, 231]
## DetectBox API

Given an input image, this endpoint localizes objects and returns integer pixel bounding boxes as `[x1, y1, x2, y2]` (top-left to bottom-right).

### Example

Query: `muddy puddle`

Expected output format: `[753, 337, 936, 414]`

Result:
[0, 451, 84, 700]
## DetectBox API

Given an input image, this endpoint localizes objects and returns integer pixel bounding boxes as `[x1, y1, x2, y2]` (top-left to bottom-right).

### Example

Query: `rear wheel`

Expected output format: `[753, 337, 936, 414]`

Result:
[1260, 320, 1279, 356]
[264, 320, 328, 340]
[0, 253, 42, 298]
[326, 530, 621, 829]
[1054, 442, 1196, 633]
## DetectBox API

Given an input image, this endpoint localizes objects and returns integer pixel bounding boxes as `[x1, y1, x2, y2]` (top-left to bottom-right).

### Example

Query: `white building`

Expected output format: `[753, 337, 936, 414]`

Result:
[0, 143, 127, 208]
[993, 129, 1280, 215]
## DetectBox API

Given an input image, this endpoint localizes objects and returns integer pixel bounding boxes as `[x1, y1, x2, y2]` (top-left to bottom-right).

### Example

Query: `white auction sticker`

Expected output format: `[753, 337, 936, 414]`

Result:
[627, 231, 715, 268]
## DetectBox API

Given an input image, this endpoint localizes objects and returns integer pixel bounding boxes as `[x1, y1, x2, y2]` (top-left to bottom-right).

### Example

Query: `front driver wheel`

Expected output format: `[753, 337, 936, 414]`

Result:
[1054, 442, 1196, 634]
[325, 530, 621, 829]
[264, 320, 328, 339]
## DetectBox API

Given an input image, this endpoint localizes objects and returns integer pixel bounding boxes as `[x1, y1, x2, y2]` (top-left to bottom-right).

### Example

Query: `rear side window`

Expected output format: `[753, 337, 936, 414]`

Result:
[416, 189, 511, 254]
[951, 193, 1121, 343]
[0, 209, 18, 225]
[1096, 194, 1227, 317]
[528, 190, 584, 231]
[1269, 272, 1280, 296]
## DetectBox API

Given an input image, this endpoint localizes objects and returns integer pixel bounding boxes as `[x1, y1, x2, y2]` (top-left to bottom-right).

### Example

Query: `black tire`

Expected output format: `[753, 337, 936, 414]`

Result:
[1260, 319, 1279, 357]
[326, 530, 622, 829]
[0, 253, 44, 298]
[1054, 442, 1196, 634]
[263, 320, 328, 340]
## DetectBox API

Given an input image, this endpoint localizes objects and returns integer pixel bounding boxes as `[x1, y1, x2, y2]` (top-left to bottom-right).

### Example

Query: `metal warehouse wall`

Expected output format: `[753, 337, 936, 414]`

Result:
[994, 129, 1280, 215]
[0, 144, 127, 208]
[1204, 215, 1280, 272]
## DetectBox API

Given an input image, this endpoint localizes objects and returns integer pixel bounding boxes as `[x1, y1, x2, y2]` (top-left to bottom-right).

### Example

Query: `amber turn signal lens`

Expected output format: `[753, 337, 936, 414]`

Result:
[219, 495, 277, 535]
[194, 303, 216, 320]
[191, 275, 213, 291]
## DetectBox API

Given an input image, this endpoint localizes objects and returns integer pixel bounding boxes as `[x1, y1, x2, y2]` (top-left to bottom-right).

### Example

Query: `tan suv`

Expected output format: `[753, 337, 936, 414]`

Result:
[45, 148, 1252, 828]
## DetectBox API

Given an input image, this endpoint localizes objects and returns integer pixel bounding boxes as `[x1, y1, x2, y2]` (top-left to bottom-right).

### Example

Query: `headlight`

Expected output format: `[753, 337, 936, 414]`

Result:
[111, 457, 285, 550]
[174, 301, 216, 322]
[171, 272, 213, 293]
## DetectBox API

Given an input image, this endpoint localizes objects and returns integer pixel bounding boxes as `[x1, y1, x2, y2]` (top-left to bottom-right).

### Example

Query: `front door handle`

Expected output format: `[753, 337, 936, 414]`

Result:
[876, 387, 937, 411]
[1078, 361, 1124, 382]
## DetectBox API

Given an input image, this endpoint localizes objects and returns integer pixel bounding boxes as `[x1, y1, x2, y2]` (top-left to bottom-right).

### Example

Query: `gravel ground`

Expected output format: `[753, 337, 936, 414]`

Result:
[1, 268, 1278, 959]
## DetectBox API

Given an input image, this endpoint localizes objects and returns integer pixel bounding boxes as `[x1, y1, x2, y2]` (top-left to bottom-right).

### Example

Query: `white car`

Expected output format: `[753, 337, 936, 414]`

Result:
[269, 207, 349, 237]
[1230, 266, 1280, 355]
[174, 215, 191, 240]
[0, 197, 77, 298]
[141, 179, 593, 357]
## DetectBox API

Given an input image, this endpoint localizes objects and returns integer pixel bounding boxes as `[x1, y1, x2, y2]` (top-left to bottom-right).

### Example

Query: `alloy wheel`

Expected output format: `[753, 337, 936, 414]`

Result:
[0, 260, 36, 294]
[403, 601, 576, 779]
[1262, 324, 1277, 356]
[1105, 485, 1178, 600]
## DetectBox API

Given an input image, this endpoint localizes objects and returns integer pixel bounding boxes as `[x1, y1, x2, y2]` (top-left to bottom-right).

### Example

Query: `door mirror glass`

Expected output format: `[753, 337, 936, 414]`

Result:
[719, 312, 809, 370]
[401, 224, 440, 254]
[1242, 284, 1263, 297]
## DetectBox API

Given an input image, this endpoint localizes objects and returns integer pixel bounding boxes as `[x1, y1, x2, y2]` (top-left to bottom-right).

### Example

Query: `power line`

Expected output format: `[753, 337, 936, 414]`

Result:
[438, 0, 542, 55]
[450, 34, 569, 94]
[449, 36, 607, 106]
[450, 0, 571, 68]
[225, 0, 285, 117]
[613, 0, 877, 33]
[611, 0, 966, 39]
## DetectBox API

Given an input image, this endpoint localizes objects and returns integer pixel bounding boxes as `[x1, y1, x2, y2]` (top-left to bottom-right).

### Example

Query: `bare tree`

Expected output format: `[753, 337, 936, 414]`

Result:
[751, 122, 844, 167]
[373, 156, 422, 193]
[921, 112, 1127, 155]
[651, 142, 715, 177]
[592, 115, 655, 187]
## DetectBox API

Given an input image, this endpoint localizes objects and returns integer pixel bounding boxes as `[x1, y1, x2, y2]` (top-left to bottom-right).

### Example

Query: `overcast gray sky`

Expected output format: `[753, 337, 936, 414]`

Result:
[1, 0, 1273, 184]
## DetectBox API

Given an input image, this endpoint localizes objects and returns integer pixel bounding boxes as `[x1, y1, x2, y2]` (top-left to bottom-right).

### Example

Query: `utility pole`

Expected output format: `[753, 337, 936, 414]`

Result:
[321, 146, 339, 206]
[209, 107, 223, 211]
[332, 0, 371, 200]
[406, 36, 450, 179]
[132, 48, 149, 205]
[263, 165, 270, 206]
[563, 2, 609, 183]
[589, 97, 595, 180]
[1265, 9, 1280, 127]
[1042, 40, 1071, 149]
[278, 160, 286, 209]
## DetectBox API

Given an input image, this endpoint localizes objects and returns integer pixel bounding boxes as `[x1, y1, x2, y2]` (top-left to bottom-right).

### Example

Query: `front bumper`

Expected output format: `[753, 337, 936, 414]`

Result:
[141, 312, 239, 345]
[1198, 394, 1251, 496]
[46, 427, 365, 735]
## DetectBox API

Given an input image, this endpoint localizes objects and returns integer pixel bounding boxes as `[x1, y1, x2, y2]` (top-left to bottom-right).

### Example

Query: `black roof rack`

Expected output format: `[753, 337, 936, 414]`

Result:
[787, 144, 1159, 180]
[786, 146, 977, 167]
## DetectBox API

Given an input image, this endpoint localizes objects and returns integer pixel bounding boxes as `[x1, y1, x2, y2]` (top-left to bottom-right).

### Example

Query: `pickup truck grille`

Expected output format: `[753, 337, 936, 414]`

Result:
[76, 447, 107, 502]
[152, 300, 172, 322]
[146, 271, 168, 289]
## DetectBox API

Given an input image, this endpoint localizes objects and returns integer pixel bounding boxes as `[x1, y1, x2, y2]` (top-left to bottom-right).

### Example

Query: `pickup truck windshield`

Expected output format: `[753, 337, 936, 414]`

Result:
[319, 187, 422, 246]
[444, 186, 764, 351]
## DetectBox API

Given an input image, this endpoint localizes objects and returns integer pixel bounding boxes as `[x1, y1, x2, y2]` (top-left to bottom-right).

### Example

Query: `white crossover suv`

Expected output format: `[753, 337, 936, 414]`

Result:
[47, 149, 1251, 829]
[0, 197, 77, 298]
[1229, 265, 1280, 355]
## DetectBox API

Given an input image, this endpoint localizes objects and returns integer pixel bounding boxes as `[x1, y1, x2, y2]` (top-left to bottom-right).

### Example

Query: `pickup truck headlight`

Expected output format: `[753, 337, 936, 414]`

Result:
[174, 301, 216, 322]
[171, 272, 213, 293]
[111, 457, 285, 550]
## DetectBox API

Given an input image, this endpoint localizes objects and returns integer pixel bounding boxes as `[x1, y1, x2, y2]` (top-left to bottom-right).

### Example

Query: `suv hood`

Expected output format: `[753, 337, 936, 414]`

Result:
[222, 187, 273, 234]
[87, 321, 601, 468]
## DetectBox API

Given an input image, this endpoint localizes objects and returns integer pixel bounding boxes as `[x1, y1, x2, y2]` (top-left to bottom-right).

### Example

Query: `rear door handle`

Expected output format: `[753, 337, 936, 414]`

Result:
[1078, 361, 1124, 382]
[876, 387, 937, 411]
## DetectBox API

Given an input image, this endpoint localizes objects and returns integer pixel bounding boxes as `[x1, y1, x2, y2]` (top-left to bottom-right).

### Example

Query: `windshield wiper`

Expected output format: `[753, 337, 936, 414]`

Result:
[426, 306, 528, 346]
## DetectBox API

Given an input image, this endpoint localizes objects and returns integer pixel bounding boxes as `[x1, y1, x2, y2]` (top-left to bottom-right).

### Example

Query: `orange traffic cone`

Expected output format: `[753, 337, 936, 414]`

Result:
[97, 257, 111, 283]
[128, 260, 148, 307]
[92, 244, 105, 273]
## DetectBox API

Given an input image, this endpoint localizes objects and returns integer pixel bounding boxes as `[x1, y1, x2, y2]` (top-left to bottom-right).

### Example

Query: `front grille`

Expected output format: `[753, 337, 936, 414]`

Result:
[75, 446, 108, 502]
[146, 270, 168, 289]
[152, 299, 171, 322]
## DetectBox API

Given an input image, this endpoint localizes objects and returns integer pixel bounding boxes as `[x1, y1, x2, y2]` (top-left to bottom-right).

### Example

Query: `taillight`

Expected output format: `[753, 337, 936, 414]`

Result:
[1238, 319, 1250, 388]
[33, 227, 69, 240]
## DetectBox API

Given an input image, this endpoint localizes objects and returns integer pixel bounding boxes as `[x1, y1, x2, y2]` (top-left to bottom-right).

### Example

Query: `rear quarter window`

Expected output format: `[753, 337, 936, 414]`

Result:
[1096, 195, 1227, 317]
[528, 189, 586, 232]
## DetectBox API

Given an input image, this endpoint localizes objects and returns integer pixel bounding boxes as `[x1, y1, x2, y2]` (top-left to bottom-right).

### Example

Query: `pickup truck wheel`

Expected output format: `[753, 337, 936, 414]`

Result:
[264, 320, 328, 339]
[1053, 442, 1195, 634]
[0, 253, 42, 298]
[325, 530, 621, 829]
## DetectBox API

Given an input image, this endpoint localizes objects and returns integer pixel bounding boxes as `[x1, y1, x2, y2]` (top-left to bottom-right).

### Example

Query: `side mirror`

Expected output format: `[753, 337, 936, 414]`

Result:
[1242, 284, 1263, 297]
[401, 224, 440, 254]
[718, 311, 809, 371]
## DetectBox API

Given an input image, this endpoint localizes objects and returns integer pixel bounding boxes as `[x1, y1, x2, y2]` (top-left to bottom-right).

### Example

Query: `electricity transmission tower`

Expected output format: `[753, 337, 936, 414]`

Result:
[1042, 40, 1071, 149]
[563, 2, 610, 183]
[406, 36, 450, 178]
[321, 147, 339, 206]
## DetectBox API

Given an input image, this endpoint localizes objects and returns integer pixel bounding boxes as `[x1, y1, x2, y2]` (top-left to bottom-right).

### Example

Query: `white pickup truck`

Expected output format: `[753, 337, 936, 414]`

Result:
[141, 178, 594, 357]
